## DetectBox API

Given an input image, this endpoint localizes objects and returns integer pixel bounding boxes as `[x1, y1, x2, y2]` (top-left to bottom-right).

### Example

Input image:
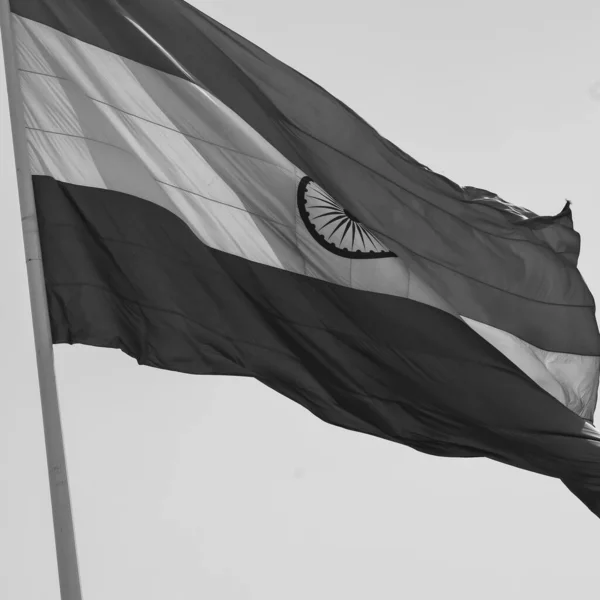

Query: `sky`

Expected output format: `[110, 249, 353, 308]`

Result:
[1, 1, 600, 598]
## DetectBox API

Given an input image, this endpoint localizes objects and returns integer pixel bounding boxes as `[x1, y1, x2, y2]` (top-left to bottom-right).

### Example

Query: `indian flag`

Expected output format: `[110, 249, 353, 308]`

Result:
[5, 0, 600, 517]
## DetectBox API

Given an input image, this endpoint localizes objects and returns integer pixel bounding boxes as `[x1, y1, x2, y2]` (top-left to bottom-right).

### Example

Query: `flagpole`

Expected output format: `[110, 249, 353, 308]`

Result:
[0, 4, 83, 600]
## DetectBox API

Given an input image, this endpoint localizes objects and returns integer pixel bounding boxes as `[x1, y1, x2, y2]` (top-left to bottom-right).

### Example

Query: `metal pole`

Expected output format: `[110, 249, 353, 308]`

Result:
[0, 3, 83, 599]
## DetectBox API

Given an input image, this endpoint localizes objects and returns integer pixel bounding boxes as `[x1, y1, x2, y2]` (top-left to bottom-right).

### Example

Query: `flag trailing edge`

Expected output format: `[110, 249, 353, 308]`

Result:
[6, 0, 600, 517]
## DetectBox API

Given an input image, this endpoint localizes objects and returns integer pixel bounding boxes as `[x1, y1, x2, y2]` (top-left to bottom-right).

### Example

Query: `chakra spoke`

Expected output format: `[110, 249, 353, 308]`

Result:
[306, 194, 338, 207]
[363, 228, 381, 250]
[340, 220, 353, 245]
[329, 217, 349, 237]
[356, 225, 367, 247]
[316, 214, 346, 232]
[312, 210, 346, 221]
[310, 186, 336, 202]
[311, 204, 342, 212]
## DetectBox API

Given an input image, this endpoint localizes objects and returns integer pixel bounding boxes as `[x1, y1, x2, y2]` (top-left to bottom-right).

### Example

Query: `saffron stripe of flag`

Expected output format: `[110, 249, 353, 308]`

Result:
[7, 0, 600, 517]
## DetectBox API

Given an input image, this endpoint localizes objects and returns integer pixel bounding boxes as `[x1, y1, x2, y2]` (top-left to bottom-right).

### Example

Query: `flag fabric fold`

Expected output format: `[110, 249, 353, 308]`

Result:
[7, 0, 600, 517]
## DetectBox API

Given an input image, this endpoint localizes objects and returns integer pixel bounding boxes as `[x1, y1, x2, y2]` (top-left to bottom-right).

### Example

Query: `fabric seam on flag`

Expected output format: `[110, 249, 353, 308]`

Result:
[26, 126, 293, 229]
[156, 180, 291, 229]
[19, 67, 296, 176]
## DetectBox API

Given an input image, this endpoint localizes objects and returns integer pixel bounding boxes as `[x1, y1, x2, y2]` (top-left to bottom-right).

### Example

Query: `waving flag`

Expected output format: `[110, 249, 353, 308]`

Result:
[7, 0, 600, 517]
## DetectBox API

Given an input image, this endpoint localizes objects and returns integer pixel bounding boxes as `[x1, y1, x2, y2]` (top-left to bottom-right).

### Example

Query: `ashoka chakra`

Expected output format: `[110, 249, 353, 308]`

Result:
[297, 177, 395, 259]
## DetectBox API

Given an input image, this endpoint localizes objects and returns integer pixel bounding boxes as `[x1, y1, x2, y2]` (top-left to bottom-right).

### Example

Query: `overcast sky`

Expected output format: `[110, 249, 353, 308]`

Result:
[1, 1, 600, 598]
